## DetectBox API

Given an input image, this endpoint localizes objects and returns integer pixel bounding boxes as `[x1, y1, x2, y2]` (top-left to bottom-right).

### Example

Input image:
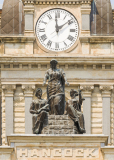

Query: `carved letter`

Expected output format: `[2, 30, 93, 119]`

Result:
[85, 149, 96, 157]
[53, 149, 62, 157]
[42, 149, 50, 157]
[75, 149, 84, 157]
[64, 149, 72, 157]
[20, 149, 28, 157]
[31, 149, 39, 157]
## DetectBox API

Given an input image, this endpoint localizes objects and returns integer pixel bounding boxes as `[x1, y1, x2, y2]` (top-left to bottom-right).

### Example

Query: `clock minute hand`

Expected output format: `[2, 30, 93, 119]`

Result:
[58, 19, 73, 30]
[55, 13, 59, 33]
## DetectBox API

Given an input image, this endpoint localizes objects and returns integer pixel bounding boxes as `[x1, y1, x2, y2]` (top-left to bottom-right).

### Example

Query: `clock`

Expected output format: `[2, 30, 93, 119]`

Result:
[35, 8, 79, 52]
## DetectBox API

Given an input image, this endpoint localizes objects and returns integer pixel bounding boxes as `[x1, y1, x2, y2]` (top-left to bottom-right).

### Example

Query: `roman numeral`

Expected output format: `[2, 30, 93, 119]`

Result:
[68, 19, 73, 25]
[55, 43, 59, 49]
[67, 35, 74, 41]
[63, 15, 67, 20]
[41, 34, 47, 41]
[47, 40, 52, 47]
[47, 14, 52, 20]
[41, 21, 47, 25]
[63, 41, 67, 46]
[55, 11, 60, 19]
[39, 28, 45, 32]
[70, 29, 75, 32]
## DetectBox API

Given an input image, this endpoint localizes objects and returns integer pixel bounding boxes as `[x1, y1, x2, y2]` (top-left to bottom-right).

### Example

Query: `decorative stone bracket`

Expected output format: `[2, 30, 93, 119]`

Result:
[22, 84, 35, 97]
[2, 85, 16, 97]
[80, 85, 94, 97]
[100, 85, 113, 97]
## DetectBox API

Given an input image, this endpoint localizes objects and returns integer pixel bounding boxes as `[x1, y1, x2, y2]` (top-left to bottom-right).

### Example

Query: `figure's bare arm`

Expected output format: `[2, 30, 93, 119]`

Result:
[62, 70, 69, 86]
[64, 101, 68, 115]
[43, 71, 49, 86]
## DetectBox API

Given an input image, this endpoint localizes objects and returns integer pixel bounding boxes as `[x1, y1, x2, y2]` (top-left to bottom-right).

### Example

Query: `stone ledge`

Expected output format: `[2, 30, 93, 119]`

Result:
[101, 147, 114, 153]
[0, 36, 35, 43]
[0, 147, 14, 153]
[7, 134, 108, 145]
[80, 36, 114, 43]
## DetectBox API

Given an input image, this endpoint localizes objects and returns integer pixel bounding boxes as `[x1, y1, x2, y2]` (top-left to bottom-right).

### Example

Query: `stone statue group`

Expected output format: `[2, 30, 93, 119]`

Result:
[30, 59, 86, 134]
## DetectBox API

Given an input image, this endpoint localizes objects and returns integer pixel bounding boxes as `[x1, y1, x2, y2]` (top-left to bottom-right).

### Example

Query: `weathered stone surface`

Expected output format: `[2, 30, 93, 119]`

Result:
[6, 134, 109, 160]
[42, 115, 75, 134]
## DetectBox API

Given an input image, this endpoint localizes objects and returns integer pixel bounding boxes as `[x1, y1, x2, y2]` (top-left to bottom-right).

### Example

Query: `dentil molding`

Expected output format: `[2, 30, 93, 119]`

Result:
[22, 0, 92, 5]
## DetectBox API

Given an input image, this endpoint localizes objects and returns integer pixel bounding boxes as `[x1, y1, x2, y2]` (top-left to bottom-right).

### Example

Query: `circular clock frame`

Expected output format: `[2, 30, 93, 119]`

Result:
[35, 8, 79, 53]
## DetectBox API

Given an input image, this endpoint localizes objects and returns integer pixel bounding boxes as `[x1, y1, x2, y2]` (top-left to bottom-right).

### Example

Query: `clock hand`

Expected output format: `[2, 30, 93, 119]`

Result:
[55, 13, 59, 33]
[50, 30, 56, 35]
[58, 18, 73, 31]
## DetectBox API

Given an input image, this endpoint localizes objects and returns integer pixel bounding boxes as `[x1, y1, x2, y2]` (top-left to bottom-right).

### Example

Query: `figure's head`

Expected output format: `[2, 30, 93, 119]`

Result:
[70, 89, 78, 98]
[35, 88, 42, 98]
[50, 59, 58, 69]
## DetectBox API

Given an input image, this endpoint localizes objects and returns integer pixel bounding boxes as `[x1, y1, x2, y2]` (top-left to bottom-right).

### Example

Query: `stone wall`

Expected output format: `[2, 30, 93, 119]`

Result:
[14, 86, 25, 134]
[91, 87, 102, 134]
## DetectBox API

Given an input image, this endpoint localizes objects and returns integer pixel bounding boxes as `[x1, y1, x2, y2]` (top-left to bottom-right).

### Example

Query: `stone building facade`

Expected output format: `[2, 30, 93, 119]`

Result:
[0, 0, 114, 159]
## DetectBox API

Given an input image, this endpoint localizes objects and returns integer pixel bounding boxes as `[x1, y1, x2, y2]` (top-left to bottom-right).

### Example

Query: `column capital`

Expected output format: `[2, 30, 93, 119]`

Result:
[80, 85, 94, 97]
[81, 5, 91, 14]
[2, 84, 16, 97]
[24, 5, 34, 14]
[22, 84, 35, 97]
[99, 85, 113, 97]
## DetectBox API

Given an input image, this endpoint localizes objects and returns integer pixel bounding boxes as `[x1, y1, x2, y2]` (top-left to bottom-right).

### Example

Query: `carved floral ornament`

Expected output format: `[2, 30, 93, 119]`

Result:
[80, 85, 94, 92]
[2, 85, 16, 92]
[2, 85, 16, 96]
[22, 85, 35, 94]
[99, 85, 113, 92]
[22, 0, 92, 5]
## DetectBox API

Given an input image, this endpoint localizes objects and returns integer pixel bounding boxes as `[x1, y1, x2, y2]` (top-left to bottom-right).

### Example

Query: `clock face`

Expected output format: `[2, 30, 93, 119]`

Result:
[36, 9, 79, 52]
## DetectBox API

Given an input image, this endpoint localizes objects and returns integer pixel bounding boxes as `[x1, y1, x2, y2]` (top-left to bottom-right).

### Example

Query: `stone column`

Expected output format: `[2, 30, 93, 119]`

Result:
[100, 85, 113, 143]
[80, 85, 94, 134]
[22, 84, 35, 134]
[23, 1, 34, 36]
[2, 85, 16, 136]
[81, 3, 91, 54]
[81, 4, 91, 34]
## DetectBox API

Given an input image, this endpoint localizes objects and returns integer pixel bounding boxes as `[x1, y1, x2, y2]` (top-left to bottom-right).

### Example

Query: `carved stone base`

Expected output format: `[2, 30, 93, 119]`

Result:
[42, 115, 75, 134]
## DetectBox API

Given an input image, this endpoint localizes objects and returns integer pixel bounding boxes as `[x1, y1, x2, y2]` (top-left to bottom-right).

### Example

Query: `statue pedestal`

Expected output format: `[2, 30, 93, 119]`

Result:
[42, 115, 75, 134]
[3, 134, 111, 160]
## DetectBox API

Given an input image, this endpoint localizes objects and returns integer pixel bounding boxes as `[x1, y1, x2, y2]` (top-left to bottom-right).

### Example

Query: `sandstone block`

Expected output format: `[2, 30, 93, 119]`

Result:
[42, 115, 75, 134]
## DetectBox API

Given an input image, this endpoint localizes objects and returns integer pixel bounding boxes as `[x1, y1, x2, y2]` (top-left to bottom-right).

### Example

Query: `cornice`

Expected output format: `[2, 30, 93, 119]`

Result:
[80, 36, 114, 43]
[1, 36, 114, 43]
[22, 0, 92, 5]
[7, 134, 108, 146]
[0, 56, 114, 64]
[0, 36, 35, 43]
[0, 147, 14, 153]
[101, 147, 114, 154]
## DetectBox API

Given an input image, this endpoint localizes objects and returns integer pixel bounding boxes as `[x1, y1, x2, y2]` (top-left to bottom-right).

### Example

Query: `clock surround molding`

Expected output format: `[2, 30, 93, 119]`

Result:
[34, 5, 82, 54]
